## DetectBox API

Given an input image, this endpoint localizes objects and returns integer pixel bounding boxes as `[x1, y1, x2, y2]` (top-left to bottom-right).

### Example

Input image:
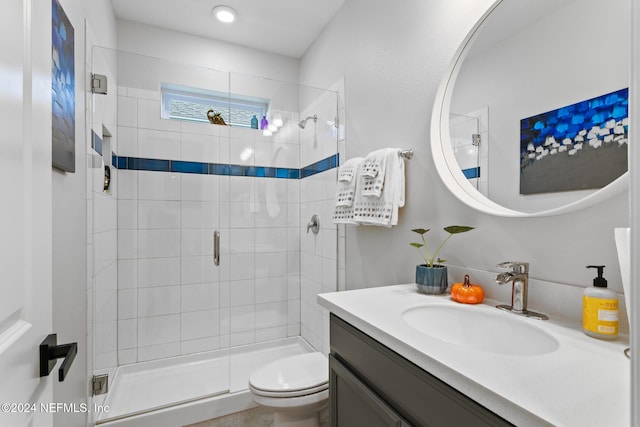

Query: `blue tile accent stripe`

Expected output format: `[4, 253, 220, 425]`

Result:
[462, 167, 480, 179]
[110, 153, 338, 180]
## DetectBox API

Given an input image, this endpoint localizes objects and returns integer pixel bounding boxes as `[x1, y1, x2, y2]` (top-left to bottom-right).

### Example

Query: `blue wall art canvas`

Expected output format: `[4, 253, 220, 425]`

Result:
[519, 88, 628, 195]
[52, 0, 75, 172]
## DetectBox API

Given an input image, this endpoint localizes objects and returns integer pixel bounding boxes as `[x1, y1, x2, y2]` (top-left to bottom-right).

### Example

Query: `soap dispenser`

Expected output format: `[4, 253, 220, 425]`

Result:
[582, 265, 618, 340]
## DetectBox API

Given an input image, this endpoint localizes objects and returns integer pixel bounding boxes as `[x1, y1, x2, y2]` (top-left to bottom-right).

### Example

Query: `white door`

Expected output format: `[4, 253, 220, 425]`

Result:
[0, 1, 54, 426]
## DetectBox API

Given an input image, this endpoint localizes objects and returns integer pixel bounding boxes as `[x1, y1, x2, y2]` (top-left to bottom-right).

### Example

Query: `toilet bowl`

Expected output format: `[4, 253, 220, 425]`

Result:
[249, 352, 329, 427]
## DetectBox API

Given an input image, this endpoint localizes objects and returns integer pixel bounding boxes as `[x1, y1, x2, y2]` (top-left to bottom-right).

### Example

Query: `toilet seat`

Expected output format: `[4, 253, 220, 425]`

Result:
[249, 353, 328, 398]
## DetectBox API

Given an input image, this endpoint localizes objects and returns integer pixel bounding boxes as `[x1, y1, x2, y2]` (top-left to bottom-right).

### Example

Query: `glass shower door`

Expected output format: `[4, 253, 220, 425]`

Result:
[89, 47, 230, 423]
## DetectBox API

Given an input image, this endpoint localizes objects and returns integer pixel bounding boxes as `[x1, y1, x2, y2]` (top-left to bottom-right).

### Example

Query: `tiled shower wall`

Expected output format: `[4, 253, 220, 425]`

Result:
[114, 87, 304, 363]
[299, 80, 344, 355]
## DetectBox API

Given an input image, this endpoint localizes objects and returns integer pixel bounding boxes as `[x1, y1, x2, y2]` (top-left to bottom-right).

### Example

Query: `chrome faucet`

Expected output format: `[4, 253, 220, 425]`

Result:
[495, 262, 548, 320]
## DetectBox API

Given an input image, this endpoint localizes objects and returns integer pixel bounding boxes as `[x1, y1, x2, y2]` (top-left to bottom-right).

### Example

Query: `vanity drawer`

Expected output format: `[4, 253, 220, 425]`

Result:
[329, 314, 513, 427]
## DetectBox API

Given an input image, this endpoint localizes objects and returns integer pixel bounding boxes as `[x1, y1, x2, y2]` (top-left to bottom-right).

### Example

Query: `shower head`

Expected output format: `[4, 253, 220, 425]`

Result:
[298, 114, 317, 129]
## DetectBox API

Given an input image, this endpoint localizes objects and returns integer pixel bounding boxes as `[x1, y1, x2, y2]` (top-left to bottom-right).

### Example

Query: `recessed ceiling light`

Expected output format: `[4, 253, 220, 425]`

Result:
[212, 5, 237, 23]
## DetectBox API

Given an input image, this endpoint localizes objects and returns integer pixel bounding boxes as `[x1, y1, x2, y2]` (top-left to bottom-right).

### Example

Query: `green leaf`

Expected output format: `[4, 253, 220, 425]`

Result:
[411, 228, 430, 235]
[437, 257, 446, 263]
[410, 242, 424, 248]
[444, 225, 474, 234]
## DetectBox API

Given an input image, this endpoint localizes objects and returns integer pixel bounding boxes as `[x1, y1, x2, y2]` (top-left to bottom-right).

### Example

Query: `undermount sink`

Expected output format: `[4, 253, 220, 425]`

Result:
[402, 304, 559, 356]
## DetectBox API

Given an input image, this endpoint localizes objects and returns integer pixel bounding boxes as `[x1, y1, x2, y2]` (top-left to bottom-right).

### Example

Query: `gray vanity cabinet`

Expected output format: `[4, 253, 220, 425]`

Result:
[329, 314, 514, 427]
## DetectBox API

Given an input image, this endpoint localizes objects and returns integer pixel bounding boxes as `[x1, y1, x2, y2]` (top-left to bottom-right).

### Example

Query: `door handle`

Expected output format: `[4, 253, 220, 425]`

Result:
[39, 334, 77, 382]
[213, 230, 220, 266]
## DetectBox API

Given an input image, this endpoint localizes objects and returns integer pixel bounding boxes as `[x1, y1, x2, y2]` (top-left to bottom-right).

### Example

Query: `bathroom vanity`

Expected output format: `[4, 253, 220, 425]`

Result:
[319, 284, 630, 427]
[329, 315, 512, 426]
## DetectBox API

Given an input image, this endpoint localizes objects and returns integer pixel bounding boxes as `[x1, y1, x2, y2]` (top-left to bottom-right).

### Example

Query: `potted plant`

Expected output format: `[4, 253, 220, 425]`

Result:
[410, 226, 474, 294]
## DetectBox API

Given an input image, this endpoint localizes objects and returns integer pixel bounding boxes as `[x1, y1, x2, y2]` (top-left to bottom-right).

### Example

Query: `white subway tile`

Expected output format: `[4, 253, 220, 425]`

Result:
[228, 279, 254, 307]
[288, 300, 300, 324]
[255, 326, 287, 343]
[287, 276, 300, 300]
[255, 301, 287, 328]
[118, 289, 137, 319]
[138, 257, 181, 288]
[95, 322, 117, 354]
[287, 323, 300, 337]
[94, 194, 118, 233]
[181, 132, 218, 163]
[181, 337, 220, 355]
[138, 342, 181, 362]
[181, 201, 219, 229]
[118, 199, 137, 229]
[118, 96, 137, 128]
[229, 305, 254, 333]
[180, 120, 217, 136]
[138, 129, 181, 160]
[95, 290, 117, 323]
[138, 200, 181, 229]
[138, 229, 181, 259]
[118, 349, 137, 365]
[117, 170, 138, 200]
[95, 262, 117, 292]
[181, 309, 220, 340]
[181, 283, 220, 312]
[229, 177, 254, 203]
[181, 256, 218, 285]
[137, 315, 180, 347]
[181, 174, 218, 201]
[228, 202, 254, 228]
[138, 286, 180, 317]
[138, 171, 181, 201]
[255, 277, 288, 304]
[255, 228, 287, 253]
[138, 99, 180, 132]
[118, 260, 137, 290]
[118, 319, 137, 349]
[116, 126, 137, 157]
[229, 229, 255, 254]
[255, 203, 288, 228]
[181, 229, 215, 257]
[127, 88, 160, 101]
[117, 230, 137, 260]
[229, 331, 254, 347]
[228, 253, 255, 281]
[255, 252, 287, 278]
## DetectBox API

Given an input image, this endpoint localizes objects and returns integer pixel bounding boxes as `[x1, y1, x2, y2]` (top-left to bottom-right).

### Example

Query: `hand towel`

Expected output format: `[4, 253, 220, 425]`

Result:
[333, 157, 364, 224]
[360, 149, 386, 178]
[361, 148, 396, 197]
[354, 149, 405, 227]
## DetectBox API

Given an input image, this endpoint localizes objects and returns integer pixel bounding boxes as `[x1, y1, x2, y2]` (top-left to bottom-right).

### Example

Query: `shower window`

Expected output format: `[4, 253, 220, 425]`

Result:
[161, 83, 269, 127]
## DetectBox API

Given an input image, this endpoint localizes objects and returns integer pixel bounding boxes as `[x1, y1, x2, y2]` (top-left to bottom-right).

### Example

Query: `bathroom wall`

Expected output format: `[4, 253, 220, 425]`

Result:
[51, 1, 118, 426]
[299, 0, 628, 307]
[115, 19, 298, 83]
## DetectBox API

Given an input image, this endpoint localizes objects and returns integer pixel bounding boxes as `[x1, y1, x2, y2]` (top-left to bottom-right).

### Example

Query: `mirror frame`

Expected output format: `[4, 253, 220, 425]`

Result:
[431, 0, 629, 217]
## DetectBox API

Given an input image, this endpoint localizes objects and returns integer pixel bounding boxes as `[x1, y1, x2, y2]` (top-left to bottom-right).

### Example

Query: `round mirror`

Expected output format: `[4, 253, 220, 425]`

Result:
[431, 0, 630, 217]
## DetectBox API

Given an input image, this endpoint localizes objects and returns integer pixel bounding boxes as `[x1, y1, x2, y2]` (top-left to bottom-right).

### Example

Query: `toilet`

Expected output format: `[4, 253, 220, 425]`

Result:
[249, 352, 329, 427]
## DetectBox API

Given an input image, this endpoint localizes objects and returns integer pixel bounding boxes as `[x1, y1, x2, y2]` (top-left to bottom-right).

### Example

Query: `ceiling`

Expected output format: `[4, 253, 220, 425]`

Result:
[110, 0, 346, 58]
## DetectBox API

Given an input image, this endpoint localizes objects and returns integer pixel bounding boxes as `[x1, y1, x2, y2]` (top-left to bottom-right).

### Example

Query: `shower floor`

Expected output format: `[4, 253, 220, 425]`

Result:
[97, 337, 315, 426]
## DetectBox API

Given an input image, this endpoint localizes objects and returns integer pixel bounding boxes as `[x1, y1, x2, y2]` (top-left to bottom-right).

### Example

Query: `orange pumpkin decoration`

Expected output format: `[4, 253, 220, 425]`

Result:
[451, 274, 484, 304]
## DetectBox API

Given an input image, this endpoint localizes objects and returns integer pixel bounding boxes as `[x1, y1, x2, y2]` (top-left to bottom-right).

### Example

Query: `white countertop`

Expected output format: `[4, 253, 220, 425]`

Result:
[318, 284, 630, 427]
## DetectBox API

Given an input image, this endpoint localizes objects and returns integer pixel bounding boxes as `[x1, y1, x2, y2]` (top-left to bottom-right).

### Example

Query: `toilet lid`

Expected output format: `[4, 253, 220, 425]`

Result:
[249, 353, 328, 396]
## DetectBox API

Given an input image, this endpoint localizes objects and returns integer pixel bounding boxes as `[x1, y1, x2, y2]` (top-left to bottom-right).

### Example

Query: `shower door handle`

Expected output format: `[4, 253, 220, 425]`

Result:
[213, 230, 220, 266]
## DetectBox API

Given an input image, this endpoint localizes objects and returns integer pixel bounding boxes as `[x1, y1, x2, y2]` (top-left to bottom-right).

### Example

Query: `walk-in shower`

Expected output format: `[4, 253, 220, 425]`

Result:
[298, 114, 317, 129]
[87, 47, 342, 426]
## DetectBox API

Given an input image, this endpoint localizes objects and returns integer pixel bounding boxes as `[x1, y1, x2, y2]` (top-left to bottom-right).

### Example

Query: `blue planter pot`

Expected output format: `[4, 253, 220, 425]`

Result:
[415, 265, 448, 294]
